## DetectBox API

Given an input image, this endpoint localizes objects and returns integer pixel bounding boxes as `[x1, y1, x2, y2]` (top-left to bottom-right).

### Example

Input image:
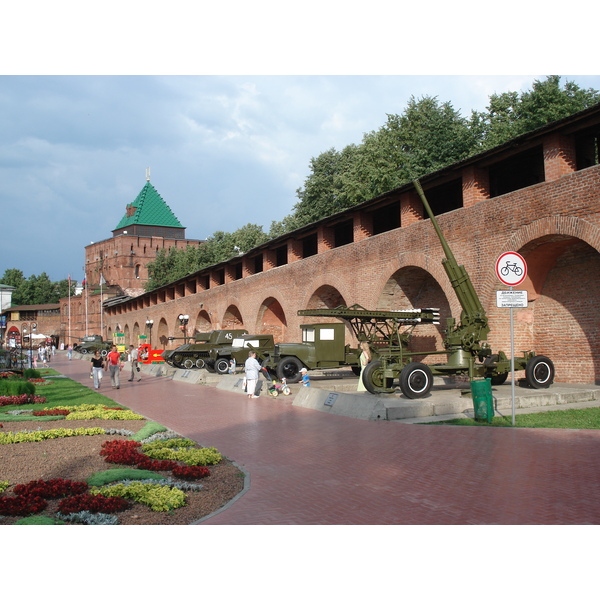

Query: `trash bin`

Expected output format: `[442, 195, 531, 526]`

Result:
[471, 378, 494, 423]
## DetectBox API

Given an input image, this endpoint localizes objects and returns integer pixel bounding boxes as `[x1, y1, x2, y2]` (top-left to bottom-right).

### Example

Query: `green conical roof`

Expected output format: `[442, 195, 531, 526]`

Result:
[114, 181, 184, 230]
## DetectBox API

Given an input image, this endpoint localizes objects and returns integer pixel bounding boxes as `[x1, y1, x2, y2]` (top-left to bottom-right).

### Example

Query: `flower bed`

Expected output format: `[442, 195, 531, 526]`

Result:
[0, 417, 243, 524]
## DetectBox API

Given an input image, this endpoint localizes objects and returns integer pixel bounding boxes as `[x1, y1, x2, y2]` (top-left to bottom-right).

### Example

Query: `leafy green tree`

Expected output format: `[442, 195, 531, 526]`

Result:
[476, 76, 600, 149]
[0, 269, 74, 305]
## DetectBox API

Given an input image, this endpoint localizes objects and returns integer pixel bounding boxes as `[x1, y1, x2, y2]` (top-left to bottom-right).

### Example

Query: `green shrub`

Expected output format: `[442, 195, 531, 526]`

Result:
[86, 469, 164, 487]
[131, 421, 168, 441]
[23, 369, 42, 379]
[0, 378, 35, 397]
[14, 515, 66, 525]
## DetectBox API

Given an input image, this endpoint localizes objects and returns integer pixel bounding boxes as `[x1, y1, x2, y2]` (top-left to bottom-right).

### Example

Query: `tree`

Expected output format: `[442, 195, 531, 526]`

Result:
[476, 76, 600, 149]
[0, 269, 74, 305]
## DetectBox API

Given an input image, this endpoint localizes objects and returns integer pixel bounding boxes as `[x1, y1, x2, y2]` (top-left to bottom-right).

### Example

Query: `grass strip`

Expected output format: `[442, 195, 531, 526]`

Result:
[426, 406, 600, 428]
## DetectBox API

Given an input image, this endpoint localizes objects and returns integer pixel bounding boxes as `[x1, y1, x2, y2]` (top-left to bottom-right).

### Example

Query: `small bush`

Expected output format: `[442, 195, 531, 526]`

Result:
[86, 469, 164, 487]
[14, 515, 66, 525]
[0, 378, 35, 397]
[23, 369, 42, 380]
[131, 421, 168, 442]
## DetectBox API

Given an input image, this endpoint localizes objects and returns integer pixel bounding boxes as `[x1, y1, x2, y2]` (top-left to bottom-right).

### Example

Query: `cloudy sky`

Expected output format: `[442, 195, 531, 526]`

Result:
[1, 3, 598, 286]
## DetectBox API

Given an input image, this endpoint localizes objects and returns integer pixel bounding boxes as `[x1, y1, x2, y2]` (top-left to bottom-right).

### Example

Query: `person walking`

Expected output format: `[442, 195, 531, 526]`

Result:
[106, 345, 123, 389]
[90, 350, 105, 390]
[357, 341, 372, 392]
[67, 344, 73, 360]
[127, 344, 141, 382]
[244, 350, 265, 398]
[37, 343, 48, 367]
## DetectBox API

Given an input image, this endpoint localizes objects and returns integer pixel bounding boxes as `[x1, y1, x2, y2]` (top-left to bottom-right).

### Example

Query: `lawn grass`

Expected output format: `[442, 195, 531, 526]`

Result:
[0, 367, 121, 415]
[427, 406, 600, 429]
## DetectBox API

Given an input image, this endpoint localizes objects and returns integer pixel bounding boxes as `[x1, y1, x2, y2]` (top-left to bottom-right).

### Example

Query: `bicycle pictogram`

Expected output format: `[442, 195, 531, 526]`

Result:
[495, 251, 527, 286]
[500, 261, 523, 277]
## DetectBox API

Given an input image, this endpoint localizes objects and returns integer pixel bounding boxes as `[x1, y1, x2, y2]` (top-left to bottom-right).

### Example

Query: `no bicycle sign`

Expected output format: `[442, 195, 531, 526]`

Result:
[495, 251, 527, 286]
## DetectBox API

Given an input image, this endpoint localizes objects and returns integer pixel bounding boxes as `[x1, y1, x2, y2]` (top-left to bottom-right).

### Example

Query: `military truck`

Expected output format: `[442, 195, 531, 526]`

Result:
[267, 322, 362, 382]
[74, 335, 112, 356]
[209, 323, 362, 383]
[162, 329, 248, 370]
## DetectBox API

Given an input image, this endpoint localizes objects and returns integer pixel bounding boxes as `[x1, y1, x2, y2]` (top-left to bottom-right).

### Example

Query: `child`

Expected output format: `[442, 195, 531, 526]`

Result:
[300, 367, 310, 387]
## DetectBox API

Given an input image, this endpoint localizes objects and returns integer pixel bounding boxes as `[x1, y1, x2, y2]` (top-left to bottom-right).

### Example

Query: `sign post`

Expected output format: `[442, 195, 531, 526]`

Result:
[495, 252, 527, 426]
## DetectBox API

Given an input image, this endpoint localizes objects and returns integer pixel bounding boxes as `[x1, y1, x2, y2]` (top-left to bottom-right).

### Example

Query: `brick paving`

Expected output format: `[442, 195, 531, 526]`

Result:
[53, 354, 600, 525]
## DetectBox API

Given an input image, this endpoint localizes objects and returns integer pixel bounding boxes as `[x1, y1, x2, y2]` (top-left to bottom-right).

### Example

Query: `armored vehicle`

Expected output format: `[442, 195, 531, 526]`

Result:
[209, 334, 275, 374]
[162, 329, 248, 370]
[74, 335, 112, 356]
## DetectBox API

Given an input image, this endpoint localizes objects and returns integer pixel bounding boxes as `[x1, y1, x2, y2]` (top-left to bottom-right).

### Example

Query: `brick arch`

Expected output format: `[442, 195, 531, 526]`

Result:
[298, 272, 352, 313]
[306, 285, 347, 310]
[194, 310, 212, 333]
[132, 322, 140, 344]
[222, 305, 244, 329]
[378, 255, 451, 359]
[256, 297, 287, 342]
[376, 252, 459, 314]
[484, 216, 600, 383]
[156, 317, 170, 349]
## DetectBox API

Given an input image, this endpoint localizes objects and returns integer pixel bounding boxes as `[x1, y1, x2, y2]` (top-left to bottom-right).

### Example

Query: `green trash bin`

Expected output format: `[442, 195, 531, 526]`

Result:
[471, 378, 494, 423]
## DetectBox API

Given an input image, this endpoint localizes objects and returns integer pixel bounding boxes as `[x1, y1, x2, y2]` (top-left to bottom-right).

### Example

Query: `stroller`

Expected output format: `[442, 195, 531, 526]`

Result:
[264, 371, 291, 397]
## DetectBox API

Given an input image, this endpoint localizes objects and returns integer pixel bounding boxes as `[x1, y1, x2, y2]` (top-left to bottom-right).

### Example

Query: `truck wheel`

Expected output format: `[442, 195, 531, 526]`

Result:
[399, 362, 433, 399]
[214, 358, 230, 375]
[362, 360, 395, 394]
[80, 348, 88, 354]
[183, 358, 194, 370]
[525, 355, 554, 388]
[276, 357, 303, 383]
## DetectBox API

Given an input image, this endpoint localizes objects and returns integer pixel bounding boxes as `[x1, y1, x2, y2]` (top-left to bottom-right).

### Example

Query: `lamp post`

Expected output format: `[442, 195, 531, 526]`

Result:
[178, 314, 189, 344]
[30, 322, 36, 368]
[22, 323, 29, 368]
[145, 318, 154, 348]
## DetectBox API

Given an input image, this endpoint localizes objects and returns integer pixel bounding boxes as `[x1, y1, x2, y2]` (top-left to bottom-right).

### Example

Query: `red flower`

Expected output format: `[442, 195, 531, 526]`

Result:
[58, 493, 129, 514]
[172, 465, 210, 480]
[0, 495, 48, 516]
[14, 478, 88, 499]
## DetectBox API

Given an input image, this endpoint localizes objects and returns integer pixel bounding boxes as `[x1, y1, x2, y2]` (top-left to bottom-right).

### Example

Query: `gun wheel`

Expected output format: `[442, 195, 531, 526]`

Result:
[399, 362, 433, 399]
[362, 360, 395, 394]
[525, 355, 555, 388]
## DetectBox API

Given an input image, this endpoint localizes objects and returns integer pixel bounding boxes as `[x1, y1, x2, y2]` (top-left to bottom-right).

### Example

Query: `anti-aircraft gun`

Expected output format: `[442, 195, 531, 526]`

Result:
[410, 179, 554, 394]
[299, 181, 555, 398]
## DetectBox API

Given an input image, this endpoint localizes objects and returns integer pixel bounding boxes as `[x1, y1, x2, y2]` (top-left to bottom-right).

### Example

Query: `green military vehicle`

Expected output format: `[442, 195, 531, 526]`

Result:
[267, 322, 362, 383]
[162, 329, 248, 370]
[74, 335, 112, 356]
[208, 323, 362, 383]
[209, 333, 276, 374]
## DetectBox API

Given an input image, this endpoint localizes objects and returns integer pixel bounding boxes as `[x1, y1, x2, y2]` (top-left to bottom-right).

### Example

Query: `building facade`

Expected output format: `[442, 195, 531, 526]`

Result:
[60, 177, 202, 345]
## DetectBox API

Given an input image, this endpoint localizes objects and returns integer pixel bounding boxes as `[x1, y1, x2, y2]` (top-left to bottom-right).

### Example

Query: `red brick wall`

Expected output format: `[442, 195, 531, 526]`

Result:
[76, 155, 600, 384]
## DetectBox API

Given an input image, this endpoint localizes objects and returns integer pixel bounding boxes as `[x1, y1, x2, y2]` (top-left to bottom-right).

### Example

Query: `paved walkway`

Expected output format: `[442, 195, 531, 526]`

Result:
[53, 354, 600, 525]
